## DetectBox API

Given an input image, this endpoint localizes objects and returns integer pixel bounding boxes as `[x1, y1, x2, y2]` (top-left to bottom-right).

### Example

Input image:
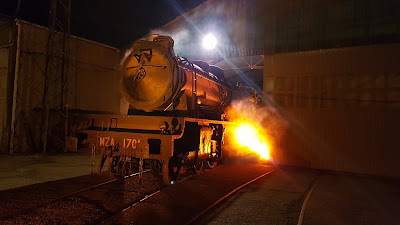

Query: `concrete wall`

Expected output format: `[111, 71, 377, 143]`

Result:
[0, 20, 121, 153]
[264, 44, 400, 177]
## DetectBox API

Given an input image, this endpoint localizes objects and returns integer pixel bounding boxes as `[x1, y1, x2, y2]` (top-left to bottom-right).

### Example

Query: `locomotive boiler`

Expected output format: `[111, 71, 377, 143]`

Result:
[122, 35, 231, 119]
[81, 35, 255, 185]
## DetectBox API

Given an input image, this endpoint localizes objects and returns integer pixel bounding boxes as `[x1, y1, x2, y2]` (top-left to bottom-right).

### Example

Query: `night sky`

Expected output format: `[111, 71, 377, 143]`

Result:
[1, 0, 207, 49]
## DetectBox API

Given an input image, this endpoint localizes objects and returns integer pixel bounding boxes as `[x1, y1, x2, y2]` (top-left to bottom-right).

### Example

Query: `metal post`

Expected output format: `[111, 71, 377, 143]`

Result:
[138, 158, 144, 183]
[40, 0, 71, 153]
[91, 144, 96, 175]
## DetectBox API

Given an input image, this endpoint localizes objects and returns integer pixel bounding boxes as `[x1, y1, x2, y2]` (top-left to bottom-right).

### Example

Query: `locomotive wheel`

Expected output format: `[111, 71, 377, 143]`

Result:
[193, 161, 203, 174]
[206, 159, 217, 169]
[162, 156, 181, 185]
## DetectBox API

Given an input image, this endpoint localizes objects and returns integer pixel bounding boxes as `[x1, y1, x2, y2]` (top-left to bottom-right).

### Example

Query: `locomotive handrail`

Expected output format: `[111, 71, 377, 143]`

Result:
[126, 65, 167, 70]
[110, 118, 118, 129]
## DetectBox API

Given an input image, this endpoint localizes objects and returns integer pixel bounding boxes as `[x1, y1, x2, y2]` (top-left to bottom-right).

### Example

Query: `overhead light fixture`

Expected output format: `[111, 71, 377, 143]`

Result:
[203, 33, 217, 50]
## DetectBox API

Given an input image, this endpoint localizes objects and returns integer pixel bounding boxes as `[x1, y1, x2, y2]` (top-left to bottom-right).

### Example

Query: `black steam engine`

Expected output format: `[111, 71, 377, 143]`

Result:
[81, 35, 258, 184]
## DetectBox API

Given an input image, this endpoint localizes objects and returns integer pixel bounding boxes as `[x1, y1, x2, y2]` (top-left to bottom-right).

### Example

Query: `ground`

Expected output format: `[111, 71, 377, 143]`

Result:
[0, 153, 399, 225]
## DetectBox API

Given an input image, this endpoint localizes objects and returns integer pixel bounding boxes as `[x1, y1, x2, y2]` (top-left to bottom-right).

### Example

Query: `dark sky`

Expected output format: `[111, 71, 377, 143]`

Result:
[1, 0, 207, 48]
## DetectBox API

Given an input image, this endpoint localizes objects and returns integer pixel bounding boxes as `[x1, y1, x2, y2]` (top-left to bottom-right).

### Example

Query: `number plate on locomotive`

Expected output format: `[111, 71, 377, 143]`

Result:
[98, 137, 141, 149]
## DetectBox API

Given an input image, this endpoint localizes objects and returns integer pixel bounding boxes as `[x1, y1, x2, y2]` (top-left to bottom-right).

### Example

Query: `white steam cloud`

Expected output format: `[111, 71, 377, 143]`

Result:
[149, 28, 189, 54]
[120, 28, 190, 66]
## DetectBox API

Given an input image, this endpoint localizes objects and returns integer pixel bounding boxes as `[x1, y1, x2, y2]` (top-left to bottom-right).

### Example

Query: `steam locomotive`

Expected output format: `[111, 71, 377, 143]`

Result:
[81, 35, 259, 184]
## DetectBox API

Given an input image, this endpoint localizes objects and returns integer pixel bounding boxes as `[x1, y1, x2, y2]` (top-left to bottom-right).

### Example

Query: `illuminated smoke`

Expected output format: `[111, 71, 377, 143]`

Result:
[149, 28, 189, 54]
[233, 122, 270, 160]
[224, 99, 287, 163]
[120, 28, 189, 67]
[121, 47, 133, 66]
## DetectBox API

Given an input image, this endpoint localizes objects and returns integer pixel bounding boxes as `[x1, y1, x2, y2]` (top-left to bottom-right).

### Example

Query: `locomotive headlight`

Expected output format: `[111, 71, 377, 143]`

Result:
[203, 33, 217, 50]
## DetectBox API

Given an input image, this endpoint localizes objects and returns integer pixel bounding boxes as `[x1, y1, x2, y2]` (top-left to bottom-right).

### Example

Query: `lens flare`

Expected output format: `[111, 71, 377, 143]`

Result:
[232, 123, 270, 160]
[203, 34, 217, 50]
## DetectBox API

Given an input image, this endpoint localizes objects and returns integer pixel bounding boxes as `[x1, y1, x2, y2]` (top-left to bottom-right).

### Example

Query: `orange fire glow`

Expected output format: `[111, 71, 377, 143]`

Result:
[231, 122, 270, 160]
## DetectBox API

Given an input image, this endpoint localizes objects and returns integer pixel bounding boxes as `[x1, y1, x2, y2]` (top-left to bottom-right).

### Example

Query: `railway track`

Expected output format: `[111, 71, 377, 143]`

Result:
[186, 168, 324, 225]
[1, 164, 276, 225]
[296, 173, 322, 225]
[185, 169, 276, 225]
[4, 164, 384, 225]
[48, 169, 151, 203]
[1, 163, 210, 225]
[0, 169, 152, 222]
[108, 167, 319, 225]
[95, 166, 276, 225]
[93, 167, 213, 225]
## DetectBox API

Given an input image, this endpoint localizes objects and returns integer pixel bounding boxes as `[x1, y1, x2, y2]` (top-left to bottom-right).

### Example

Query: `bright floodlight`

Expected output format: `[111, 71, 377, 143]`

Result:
[203, 34, 217, 50]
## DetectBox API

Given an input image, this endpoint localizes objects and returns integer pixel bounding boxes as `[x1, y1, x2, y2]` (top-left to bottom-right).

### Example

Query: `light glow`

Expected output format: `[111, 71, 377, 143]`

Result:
[203, 34, 217, 50]
[232, 122, 270, 160]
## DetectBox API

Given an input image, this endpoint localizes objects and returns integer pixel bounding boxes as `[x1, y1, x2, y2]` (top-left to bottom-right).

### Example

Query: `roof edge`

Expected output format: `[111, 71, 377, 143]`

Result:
[0, 16, 120, 52]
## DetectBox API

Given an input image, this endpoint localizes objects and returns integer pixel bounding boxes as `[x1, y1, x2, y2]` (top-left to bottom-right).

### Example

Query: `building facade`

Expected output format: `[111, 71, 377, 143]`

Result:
[0, 17, 121, 153]
[157, 0, 400, 176]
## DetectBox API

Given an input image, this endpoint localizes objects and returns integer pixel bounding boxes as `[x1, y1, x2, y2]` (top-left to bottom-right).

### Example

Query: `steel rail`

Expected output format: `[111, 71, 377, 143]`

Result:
[54, 169, 152, 200]
[185, 169, 276, 225]
[95, 172, 196, 224]
[96, 166, 217, 225]
[95, 167, 276, 225]
[1, 169, 151, 220]
[297, 174, 321, 225]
